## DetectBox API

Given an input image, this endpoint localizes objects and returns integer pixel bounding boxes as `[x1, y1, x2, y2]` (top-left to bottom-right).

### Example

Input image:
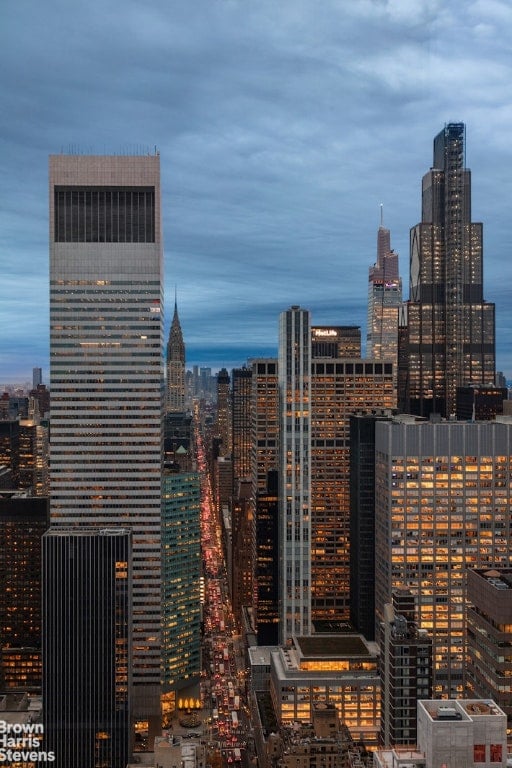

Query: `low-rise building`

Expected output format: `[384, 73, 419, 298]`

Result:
[269, 635, 380, 745]
[374, 699, 507, 768]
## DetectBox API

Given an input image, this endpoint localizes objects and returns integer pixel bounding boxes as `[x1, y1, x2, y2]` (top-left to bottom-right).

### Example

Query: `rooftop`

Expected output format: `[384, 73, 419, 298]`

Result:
[295, 635, 371, 658]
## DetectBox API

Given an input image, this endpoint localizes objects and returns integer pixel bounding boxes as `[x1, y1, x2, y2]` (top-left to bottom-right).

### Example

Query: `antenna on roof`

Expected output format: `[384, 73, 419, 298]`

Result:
[380, 203, 384, 227]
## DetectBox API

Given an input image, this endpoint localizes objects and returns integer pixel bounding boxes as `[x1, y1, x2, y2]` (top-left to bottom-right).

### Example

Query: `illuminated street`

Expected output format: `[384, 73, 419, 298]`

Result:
[196, 424, 251, 768]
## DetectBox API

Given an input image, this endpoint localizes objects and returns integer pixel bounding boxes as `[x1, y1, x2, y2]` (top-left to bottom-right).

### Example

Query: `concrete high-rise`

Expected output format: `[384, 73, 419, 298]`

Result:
[166, 295, 186, 413]
[367, 217, 402, 374]
[49, 155, 163, 730]
[399, 123, 495, 418]
[278, 306, 311, 640]
[374, 416, 512, 697]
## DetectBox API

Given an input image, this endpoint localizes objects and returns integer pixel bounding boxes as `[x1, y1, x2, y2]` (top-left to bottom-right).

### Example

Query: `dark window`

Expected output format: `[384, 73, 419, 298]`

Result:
[54, 186, 155, 243]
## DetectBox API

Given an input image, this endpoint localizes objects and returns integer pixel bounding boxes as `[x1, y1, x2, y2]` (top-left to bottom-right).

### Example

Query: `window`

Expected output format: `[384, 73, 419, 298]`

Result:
[54, 186, 155, 243]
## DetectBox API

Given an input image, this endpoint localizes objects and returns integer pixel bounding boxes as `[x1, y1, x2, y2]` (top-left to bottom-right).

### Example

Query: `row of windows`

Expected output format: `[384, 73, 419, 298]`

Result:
[54, 186, 155, 243]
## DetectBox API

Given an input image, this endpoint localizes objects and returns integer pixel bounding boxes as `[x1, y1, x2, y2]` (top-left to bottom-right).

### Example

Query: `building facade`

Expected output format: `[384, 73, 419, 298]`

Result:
[269, 635, 381, 746]
[399, 123, 495, 418]
[380, 589, 432, 746]
[0, 495, 49, 690]
[161, 469, 201, 715]
[49, 154, 163, 727]
[215, 368, 231, 458]
[367, 220, 402, 375]
[349, 412, 393, 640]
[43, 528, 132, 768]
[278, 307, 312, 640]
[466, 568, 512, 733]
[310, 358, 394, 624]
[417, 699, 507, 768]
[374, 417, 512, 697]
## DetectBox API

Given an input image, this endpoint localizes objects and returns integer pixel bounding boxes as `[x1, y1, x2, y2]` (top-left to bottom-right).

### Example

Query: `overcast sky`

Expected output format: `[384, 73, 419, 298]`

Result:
[1, 0, 512, 385]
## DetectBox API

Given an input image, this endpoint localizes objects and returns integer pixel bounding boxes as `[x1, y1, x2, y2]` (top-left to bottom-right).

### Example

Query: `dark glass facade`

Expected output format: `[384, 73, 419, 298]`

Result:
[43, 528, 131, 768]
[400, 123, 496, 418]
[0, 496, 49, 690]
[255, 474, 279, 646]
[54, 186, 155, 243]
[349, 413, 392, 641]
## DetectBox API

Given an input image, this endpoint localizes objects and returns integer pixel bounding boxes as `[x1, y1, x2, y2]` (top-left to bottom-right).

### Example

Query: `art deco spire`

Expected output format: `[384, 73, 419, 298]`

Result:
[166, 290, 186, 412]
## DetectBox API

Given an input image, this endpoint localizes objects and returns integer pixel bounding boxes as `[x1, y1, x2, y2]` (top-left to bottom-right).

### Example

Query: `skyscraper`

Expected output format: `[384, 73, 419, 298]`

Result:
[399, 123, 495, 418]
[278, 306, 311, 640]
[310, 350, 394, 624]
[251, 359, 279, 644]
[215, 368, 231, 457]
[374, 416, 512, 697]
[367, 217, 401, 363]
[166, 294, 186, 413]
[49, 154, 163, 731]
[161, 468, 201, 717]
[43, 528, 132, 768]
[0, 495, 49, 690]
[231, 366, 252, 486]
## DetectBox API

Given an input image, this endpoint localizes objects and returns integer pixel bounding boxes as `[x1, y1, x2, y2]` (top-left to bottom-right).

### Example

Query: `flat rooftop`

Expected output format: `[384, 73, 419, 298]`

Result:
[295, 635, 370, 657]
[477, 568, 512, 590]
[420, 700, 505, 722]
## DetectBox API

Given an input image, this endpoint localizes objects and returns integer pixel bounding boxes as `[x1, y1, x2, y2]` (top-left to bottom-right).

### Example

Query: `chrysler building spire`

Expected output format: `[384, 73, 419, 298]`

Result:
[166, 291, 186, 412]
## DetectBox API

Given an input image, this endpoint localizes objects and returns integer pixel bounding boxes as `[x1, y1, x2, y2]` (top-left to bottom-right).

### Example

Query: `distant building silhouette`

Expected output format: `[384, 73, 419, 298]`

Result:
[367, 215, 402, 394]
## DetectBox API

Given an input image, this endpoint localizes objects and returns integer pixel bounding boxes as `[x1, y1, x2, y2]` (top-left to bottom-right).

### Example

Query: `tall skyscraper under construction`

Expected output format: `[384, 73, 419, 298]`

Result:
[399, 123, 495, 417]
[48, 154, 163, 735]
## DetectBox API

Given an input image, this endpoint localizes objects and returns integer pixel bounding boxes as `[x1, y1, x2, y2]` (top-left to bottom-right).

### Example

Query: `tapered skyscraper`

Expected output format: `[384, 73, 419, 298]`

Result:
[367, 214, 402, 381]
[49, 154, 163, 732]
[399, 123, 495, 417]
[166, 294, 186, 413]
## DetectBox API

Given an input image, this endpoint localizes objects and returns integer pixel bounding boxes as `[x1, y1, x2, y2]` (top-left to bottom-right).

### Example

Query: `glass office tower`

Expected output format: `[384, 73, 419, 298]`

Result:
[400, 123, 495, 417]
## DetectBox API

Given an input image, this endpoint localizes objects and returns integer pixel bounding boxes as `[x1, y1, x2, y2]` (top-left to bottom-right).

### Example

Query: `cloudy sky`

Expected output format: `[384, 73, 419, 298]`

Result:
[1, 0, 512, 385]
